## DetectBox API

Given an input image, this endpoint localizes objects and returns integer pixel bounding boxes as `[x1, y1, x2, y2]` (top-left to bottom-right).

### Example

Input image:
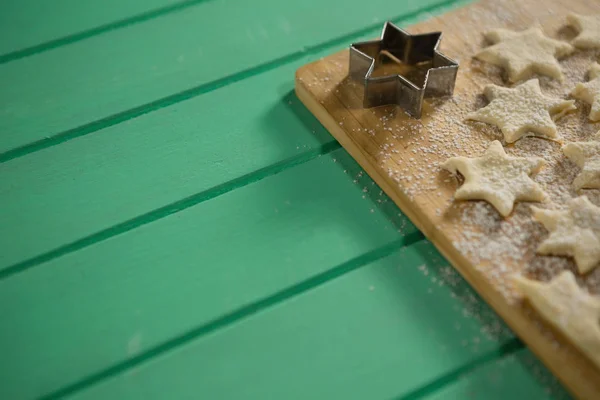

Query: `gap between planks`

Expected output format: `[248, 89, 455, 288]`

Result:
[395, 338, 524, 400]
[39, 235, 425, 400]
[0, 0, 214, 64]
[0, 142, 340, 281]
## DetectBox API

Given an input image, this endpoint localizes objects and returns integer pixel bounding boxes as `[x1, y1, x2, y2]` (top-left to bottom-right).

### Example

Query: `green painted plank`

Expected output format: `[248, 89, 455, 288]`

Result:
[0, 55, 332, 273]
[0, 0, 208, 58]
[0, 148, 420, 400]
[0, 0, 467, 156]
[0, 0, 470, 273]
[66, 241, 516, 400]
[423, 348, 571, 400]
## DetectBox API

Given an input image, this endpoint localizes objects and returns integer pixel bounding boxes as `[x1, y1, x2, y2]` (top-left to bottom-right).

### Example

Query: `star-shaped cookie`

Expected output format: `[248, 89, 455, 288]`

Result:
[467, 79, 576, 143]
[442, 140, 547, 217]
[563, 133, 600, 190]
[571, 63, 600, 121]
[515, 271, 600, 369]
[475, 27, 574, 82]
[567, 13, 600, 49]
[532, 196, 600, 274]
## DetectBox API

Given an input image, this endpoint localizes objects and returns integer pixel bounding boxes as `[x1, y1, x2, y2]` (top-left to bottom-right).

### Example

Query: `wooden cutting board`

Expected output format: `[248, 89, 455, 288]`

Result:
[295, 0, 600, 398]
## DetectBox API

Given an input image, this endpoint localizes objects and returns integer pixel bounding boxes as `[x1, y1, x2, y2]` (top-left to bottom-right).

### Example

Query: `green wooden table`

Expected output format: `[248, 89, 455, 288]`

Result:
[0, 0, 573, 398]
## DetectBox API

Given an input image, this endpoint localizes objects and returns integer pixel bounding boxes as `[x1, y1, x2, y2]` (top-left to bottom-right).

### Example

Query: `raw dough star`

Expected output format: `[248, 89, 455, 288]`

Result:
[467, 79, 576, 143]
[563, 133, 600, 190]
[475, 27, 574, 82]
[571, 63, 600, 121]
[567, 13, 600, 49]
[532, 196, 600, 274]
[515, 271, 600, 369]
[442, 140, 546, 217]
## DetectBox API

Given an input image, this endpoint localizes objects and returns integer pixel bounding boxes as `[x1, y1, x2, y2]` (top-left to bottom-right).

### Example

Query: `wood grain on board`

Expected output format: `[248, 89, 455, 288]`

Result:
[295, 0, 600, 398]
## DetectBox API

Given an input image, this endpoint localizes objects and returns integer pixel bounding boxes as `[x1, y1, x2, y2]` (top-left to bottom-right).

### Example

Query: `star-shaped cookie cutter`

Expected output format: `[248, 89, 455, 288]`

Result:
[349, 21, 459, 118]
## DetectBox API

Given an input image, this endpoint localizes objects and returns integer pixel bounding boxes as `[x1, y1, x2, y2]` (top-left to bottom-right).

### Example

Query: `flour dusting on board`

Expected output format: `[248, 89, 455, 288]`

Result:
[296, 0, 600, 393]
[298, 5, 600, 296]
[374, 14, 600, 302]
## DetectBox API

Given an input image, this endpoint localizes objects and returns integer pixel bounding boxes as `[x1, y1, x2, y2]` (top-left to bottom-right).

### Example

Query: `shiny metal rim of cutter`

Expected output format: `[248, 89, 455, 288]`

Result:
[349, 21, 459, 118]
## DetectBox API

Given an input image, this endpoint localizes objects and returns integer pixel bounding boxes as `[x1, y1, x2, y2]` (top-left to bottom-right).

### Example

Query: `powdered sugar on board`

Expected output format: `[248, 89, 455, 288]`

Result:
[296, 0, 600, 396]
[296, 2, 600, 302]
[438, 46, 600, 301]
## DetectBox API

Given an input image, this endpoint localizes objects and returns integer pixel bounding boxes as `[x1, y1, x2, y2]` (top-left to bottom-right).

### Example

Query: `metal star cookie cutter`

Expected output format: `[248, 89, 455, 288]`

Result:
[349, 21, 459, 118]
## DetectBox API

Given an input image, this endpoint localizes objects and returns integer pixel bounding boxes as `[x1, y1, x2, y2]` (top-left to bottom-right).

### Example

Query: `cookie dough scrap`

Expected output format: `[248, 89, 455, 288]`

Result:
[563, 132, 600, 190]
[532, 196, 600, 274]
[515, 271, 600, 370]
[475, 27, 574, 82]
[467, 79, 576, 143]
[571, 62, 600, 121]
[567, 13, 600, 49]
[442, 140, 547, 217]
